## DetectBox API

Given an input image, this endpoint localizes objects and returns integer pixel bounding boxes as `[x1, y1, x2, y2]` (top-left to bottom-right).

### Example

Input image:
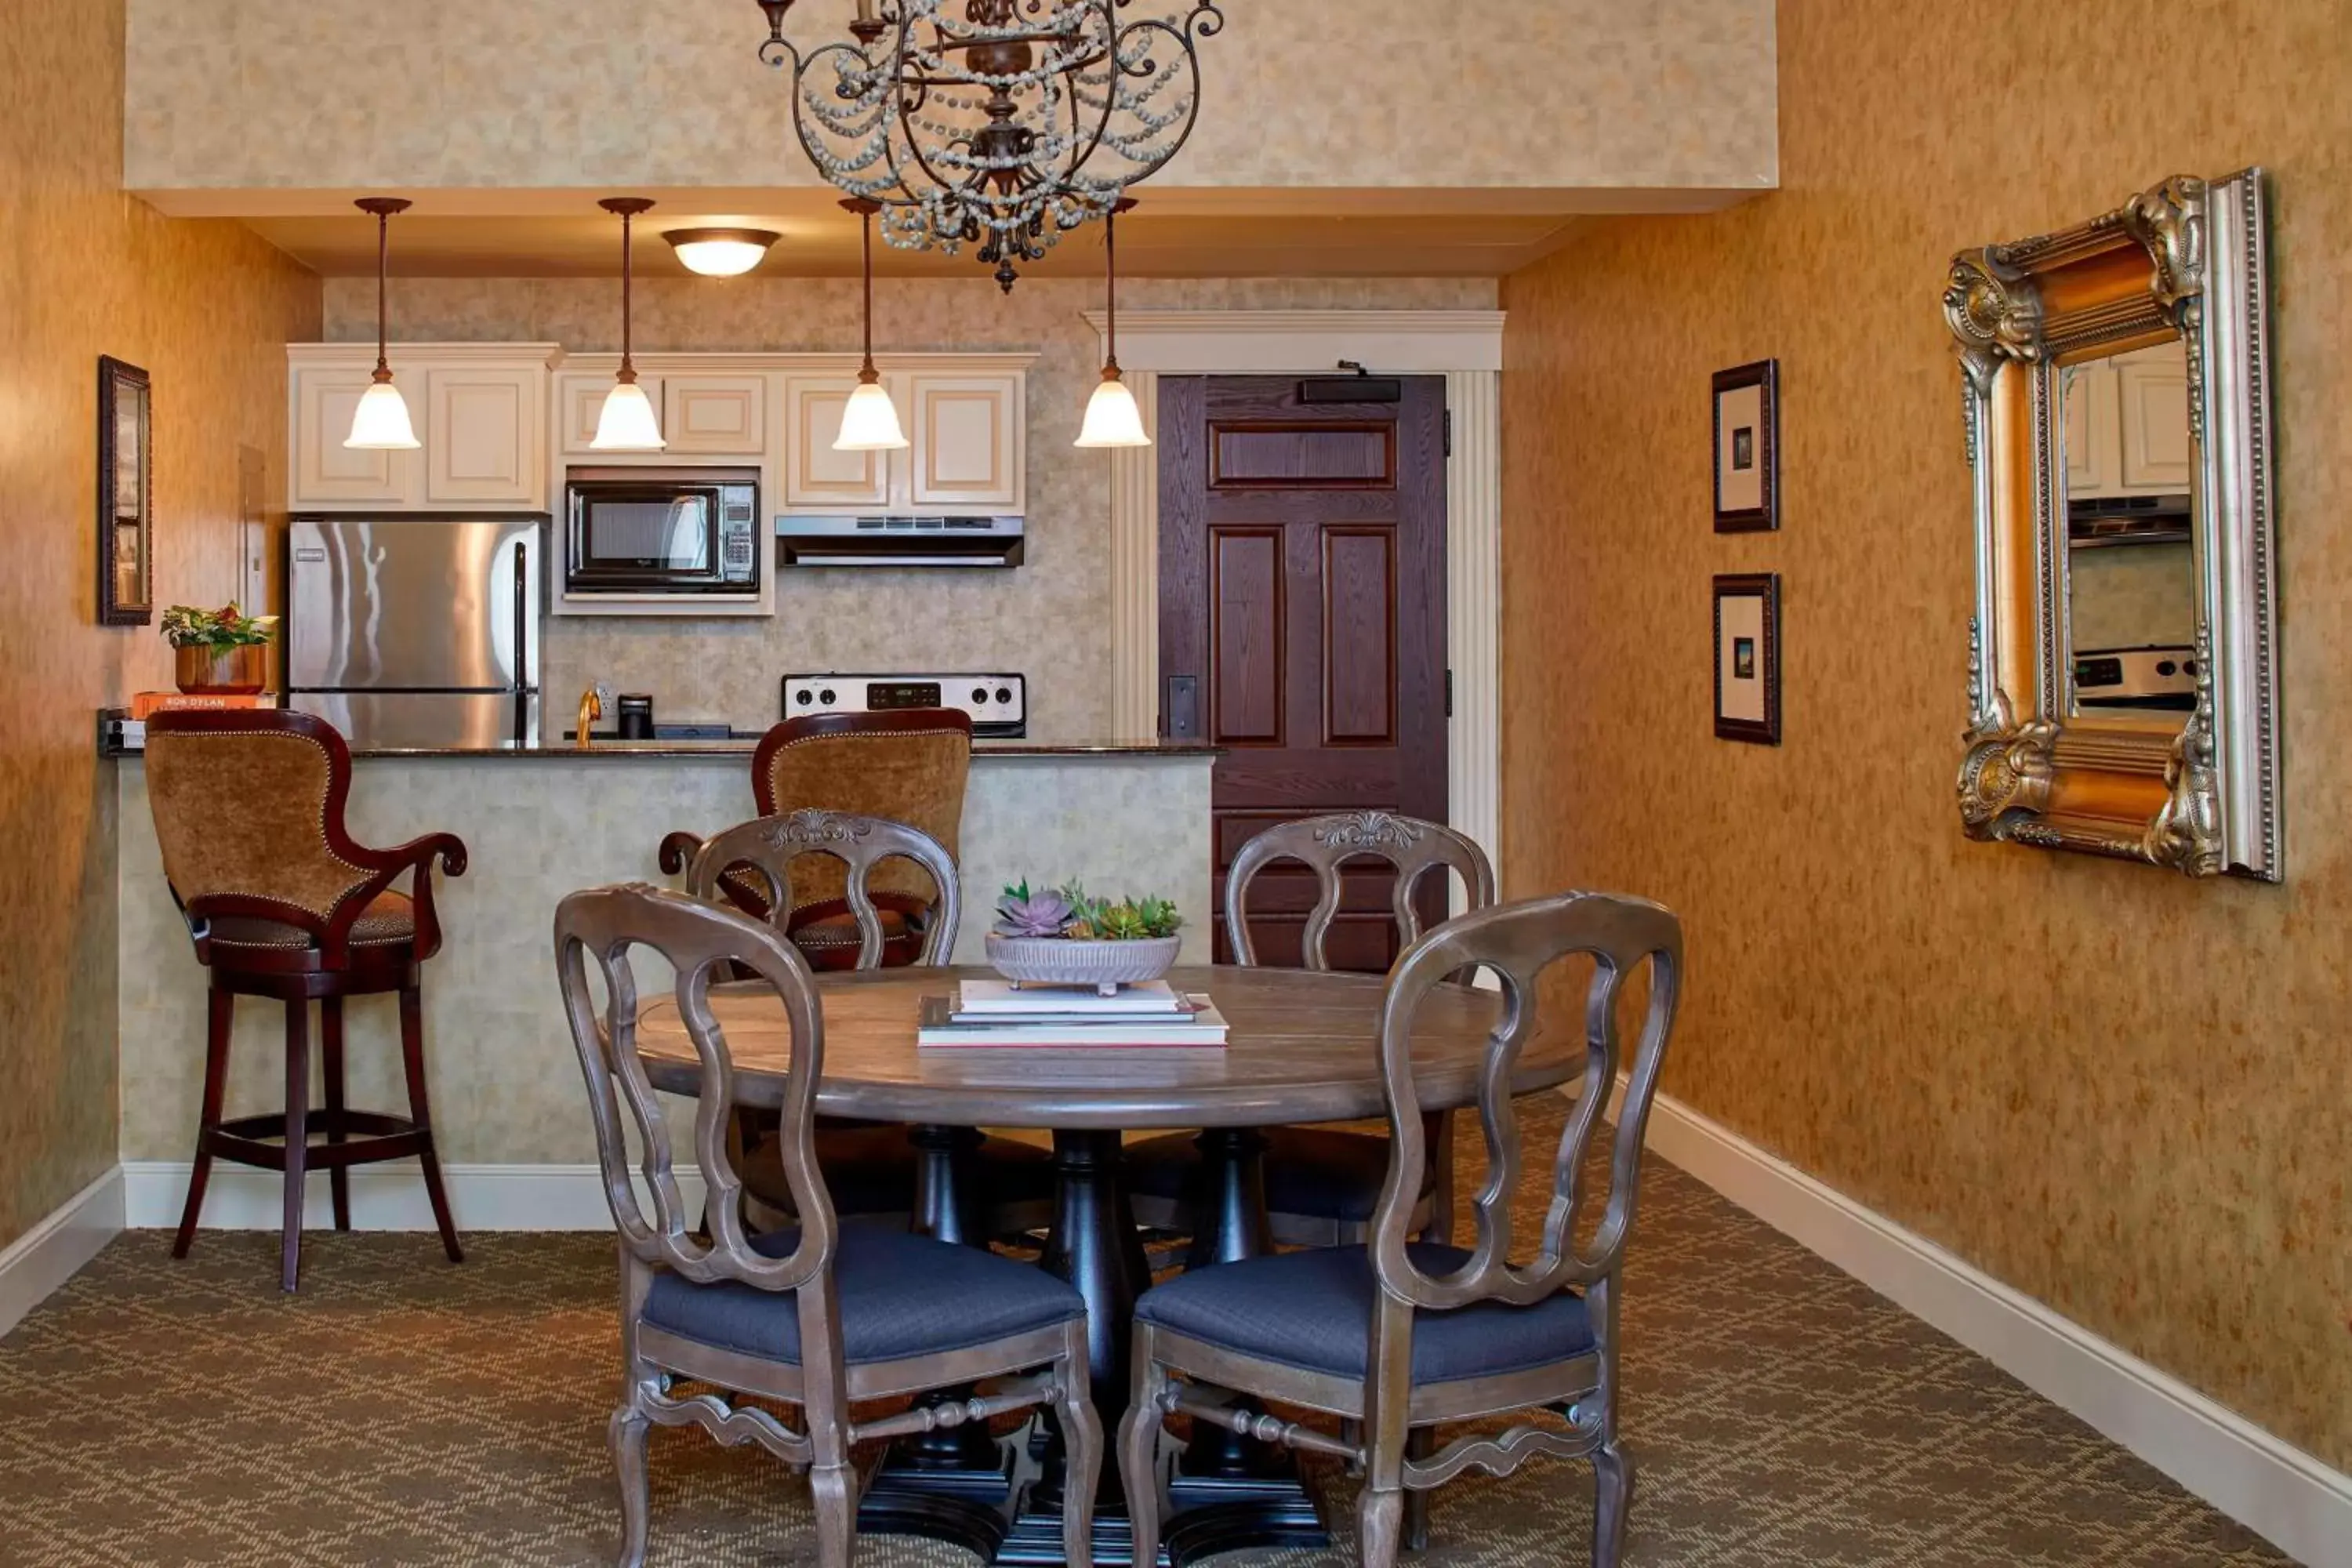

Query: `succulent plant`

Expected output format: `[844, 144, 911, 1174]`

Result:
[993, 880, 1184, 941]
[994, 880, 1075, 938]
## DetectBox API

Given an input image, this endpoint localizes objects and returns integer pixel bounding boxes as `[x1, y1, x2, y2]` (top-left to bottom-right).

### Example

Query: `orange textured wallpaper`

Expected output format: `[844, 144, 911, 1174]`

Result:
[1500, 0, 2350, 1468]
[0, 0, 320, 1247]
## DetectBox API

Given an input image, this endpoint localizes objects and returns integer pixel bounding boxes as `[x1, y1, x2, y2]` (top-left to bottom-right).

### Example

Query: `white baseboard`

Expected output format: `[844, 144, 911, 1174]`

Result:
[0, 1169, 126, 1338]
[1630, 1086, 2350, 1568]
[122, 1161, 706, 1234]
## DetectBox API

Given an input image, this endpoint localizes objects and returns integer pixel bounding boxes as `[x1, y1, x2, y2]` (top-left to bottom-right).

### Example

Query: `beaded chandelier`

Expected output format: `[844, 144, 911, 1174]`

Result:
[754, 0, 1222, 291]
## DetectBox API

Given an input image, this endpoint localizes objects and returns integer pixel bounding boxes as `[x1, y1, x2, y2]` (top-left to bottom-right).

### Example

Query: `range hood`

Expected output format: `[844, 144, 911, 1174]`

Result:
[2067, 492, 2191, 548]
[779, 514, 1024, 568]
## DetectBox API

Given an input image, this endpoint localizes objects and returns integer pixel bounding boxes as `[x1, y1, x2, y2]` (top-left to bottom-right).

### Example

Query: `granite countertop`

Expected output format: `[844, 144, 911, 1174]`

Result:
[341, 738, 1219, 760]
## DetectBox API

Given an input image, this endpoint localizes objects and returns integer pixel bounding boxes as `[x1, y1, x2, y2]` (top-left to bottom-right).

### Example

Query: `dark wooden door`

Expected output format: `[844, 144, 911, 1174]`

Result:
[1159, 375, 1448, 971]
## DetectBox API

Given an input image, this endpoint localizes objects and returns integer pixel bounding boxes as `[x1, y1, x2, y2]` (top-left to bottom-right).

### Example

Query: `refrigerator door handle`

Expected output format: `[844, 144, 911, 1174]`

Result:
[513, 537, 531, 745]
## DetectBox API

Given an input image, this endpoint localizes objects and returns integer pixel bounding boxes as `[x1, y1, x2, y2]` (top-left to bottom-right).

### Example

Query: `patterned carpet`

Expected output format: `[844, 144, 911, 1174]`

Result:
[0, 1111, 2292, 1568]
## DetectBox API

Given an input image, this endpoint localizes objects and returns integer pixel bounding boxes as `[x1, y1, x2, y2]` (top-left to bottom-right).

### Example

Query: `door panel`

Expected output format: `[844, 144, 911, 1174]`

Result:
[1160, 376, 1448, 971]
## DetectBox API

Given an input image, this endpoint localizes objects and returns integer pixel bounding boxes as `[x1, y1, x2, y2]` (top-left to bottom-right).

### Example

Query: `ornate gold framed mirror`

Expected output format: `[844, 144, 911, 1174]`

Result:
[1944, 169, 2280, 880]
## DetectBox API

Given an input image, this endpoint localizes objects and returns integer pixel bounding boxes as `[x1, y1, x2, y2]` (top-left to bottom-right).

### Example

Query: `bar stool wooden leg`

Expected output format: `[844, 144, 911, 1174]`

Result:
[173, 986, 235, 1258]
[321, 995, 351, 1232]
[401, 980, 464, 1263]
[281, 999, 311, 1294]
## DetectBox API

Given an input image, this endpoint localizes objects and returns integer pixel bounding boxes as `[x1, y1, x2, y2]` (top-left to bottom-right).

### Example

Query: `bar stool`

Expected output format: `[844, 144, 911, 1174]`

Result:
[145, 710, 467, 1292]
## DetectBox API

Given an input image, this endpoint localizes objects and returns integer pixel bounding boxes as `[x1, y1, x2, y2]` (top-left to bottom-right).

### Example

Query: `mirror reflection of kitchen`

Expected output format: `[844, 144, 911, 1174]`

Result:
[2059, 334, 2198, 722]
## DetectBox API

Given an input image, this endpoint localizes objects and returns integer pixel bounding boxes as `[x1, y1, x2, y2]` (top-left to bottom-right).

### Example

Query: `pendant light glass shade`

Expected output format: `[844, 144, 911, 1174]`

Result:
[347, 380, 420, 449]
[664, 227, 780, 277]
[591, 196, 666, 451]
[835, 378, 908, 451]
[346, 196, 420, 450]
[591, 380, 666, 451]
[1076, 372, 1149, 448]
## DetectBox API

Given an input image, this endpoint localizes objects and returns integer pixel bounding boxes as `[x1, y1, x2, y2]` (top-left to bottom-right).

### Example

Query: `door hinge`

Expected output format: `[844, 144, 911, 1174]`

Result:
[1444, 669, 1454, 718]
[1443, 408, 1454, 458]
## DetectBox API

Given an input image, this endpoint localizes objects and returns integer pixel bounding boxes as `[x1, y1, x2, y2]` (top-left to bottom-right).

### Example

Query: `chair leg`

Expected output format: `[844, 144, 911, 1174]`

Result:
[1404, 1425, 1433, 1551]
[608, 1402, 652, 1568]
[808, 1463, 855, 1568]
[281, 999, 310, 1294]
[1118, 1326, 1170, 1568]
[1357, 1486, 1406, 1568]
[321, 996, 351, 1232]
[1056, 1318, 1102, 1568]
[173, 986, 234, 1258]
[1592, 1438, 1634, 1568]
[399, 979, 464, 1264]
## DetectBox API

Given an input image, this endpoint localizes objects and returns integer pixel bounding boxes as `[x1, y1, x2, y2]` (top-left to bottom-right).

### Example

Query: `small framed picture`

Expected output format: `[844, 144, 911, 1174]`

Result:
[1712, 358, 1779, 532]
[97, 355, 153, 626]
[1713, 572, 1780, 744]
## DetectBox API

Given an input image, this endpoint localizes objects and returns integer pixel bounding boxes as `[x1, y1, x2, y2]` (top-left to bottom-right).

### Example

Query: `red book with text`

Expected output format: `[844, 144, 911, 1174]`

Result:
[130, 691, 279, 720]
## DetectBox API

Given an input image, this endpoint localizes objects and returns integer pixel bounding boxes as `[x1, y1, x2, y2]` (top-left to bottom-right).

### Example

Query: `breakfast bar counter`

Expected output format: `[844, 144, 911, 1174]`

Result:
[113, 741, 1215, 1178]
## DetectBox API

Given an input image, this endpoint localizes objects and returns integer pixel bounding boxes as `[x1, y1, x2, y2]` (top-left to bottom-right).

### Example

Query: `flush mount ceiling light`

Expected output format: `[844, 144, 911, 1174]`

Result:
[345, 197, 419, 450]
[833, 197, 908, 452]
[662, 226, 782, 277]
[1075, 197, 1147, 448]
[591, 197, 666, 452]
[753, 0, 1221, 292]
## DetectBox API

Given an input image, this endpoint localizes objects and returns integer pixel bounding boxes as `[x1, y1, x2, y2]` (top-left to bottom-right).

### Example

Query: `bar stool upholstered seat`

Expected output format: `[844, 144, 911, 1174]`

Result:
[144, 710, 466, 1292]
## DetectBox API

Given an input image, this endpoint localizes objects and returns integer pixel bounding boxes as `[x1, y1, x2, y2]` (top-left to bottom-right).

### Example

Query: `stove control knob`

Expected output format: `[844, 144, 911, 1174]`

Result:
[2183, 659, 2199, 677]
[2155, 659, 2177, 677]
[995, 686, 1014, 706]
[793, 689, 814, 706]
[818, 688, 837, 706]
[972, 687, 990, 705]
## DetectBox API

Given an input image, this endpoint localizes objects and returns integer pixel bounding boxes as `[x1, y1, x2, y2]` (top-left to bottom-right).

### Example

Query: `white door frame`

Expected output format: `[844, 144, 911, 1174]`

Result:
[1086, 308, 1507, 880]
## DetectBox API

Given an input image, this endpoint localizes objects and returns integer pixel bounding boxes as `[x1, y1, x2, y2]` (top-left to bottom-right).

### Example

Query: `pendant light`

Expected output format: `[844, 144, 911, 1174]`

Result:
[345, 198, 420, 450]
[1076, 198, 1149, 449]
[834, 198, 908, 452]
[591, 197, 666, 452]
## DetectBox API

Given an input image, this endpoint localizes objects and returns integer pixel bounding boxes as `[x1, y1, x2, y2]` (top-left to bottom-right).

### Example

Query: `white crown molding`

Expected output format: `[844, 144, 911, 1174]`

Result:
[1621, 1084, 2352, 1568]
[0, 1168, 125, 1339]
[1083, 310, 1505, 373]
[123, 1162, 707, 1234]
[550, 350, 1040, 375]
[288, 340, 566, 367]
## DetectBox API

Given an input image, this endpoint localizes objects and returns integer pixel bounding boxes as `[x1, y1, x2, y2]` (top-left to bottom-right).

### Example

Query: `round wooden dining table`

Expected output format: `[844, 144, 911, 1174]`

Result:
[635, 963, 1571, 1567]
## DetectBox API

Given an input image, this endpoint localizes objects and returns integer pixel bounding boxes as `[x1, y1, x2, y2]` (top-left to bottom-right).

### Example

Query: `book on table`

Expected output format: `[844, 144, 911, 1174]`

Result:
[129, 691, 279, 719]
[918, 986, 1229, 1049]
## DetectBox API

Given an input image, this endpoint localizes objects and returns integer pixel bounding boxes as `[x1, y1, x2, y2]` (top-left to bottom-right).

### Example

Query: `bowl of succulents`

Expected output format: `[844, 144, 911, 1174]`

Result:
[987, 880, 1185, 995]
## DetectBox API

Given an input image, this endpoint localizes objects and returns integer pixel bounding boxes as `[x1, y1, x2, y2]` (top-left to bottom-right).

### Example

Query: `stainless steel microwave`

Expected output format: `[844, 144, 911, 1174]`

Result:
[564, 467, 760, 597]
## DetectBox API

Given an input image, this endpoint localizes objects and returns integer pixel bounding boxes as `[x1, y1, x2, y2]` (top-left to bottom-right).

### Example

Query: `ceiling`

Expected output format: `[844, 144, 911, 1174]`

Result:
[207, 188, 1746, 280]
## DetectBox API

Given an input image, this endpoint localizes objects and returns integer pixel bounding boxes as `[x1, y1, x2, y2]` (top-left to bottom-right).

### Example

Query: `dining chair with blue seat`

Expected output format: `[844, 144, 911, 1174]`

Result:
[684, 808, 1054, 1242]
[554, 881, 1100, 1568]
[1116, 889, 1684, 1568]
[1126, 810, 1495, 1250]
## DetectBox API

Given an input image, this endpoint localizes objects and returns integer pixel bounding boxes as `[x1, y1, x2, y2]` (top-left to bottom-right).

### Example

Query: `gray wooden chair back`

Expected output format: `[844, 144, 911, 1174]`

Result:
[1224, 811, 1495, 969]
[554, 882, 835, 1290]
[685, 809, 961, 970]
[1368, 890, 1682, 1310]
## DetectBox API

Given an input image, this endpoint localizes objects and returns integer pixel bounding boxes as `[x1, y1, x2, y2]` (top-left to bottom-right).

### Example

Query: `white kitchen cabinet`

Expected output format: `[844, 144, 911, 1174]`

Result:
[424, 366, 544, 506]
[782, 374, 892, 509]
[557, 370, 666, 456]
[664, 374, 768, 456]
[904, 370, 1023, 511]
[288, 344, 559, 512]
[291, 363, 415, 506]
[2063, 340, 2191, 500]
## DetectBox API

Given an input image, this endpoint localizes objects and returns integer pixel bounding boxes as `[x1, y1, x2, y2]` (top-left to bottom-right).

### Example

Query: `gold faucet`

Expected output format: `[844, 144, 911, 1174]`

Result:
[576, 688, 601, 750]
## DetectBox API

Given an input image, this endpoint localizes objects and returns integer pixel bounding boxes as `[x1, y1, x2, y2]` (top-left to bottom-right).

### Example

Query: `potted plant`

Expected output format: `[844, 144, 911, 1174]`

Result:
[988, 880, 1185, 995]
[162, 603, 278, 695]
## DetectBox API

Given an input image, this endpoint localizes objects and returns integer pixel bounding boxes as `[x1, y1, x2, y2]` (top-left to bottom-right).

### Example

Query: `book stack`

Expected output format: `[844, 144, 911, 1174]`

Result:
[917, 978, 1229, 1051]
[130, 691, 278, 719]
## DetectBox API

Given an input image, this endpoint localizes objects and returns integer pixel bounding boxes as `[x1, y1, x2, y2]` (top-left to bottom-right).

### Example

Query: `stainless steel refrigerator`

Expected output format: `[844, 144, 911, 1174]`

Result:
[285, 515, 543, 749]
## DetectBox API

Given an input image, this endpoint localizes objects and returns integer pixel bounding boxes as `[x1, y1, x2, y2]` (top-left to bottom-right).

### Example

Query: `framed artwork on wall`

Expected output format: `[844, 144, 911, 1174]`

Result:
[1711, 358, 1779, 532]
[1713, 572, 1780, 743]
[97, 355, 154, 626]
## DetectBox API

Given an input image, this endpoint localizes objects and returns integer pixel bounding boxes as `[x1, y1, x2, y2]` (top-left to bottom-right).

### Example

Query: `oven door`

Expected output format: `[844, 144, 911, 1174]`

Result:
[568, 483, 726, 592]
